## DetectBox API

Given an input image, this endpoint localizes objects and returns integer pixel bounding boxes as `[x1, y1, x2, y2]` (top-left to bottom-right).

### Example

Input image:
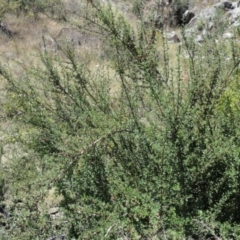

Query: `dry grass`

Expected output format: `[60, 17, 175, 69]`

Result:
[0, 15, 62, 74]
[44, 188, 63, 207]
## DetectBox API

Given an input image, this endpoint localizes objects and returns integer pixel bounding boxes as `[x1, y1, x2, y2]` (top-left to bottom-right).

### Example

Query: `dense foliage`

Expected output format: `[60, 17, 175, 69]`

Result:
[1, 0, 240, 239]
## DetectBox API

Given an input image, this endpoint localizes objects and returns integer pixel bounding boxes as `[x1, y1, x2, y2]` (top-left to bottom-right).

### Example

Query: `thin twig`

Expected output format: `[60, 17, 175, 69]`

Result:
[105, 224, 115, 237]
[193, 219, 222, 240]
[39, 129, 133, 201]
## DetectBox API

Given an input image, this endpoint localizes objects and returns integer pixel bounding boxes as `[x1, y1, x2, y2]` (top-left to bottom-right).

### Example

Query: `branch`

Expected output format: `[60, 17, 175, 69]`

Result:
[38, 129, 134, 201]
[105, 224, 115, 237]
[193, 219, 222, 240]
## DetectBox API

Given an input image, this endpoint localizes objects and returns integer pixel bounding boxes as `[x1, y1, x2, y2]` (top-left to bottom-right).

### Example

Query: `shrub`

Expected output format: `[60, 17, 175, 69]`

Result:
[1, 0, 240, 239]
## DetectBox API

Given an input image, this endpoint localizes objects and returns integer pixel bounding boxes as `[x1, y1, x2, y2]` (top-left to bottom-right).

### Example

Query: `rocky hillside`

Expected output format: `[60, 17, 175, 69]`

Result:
[164, 0, 240, 43]
[0, 1, 240, 57]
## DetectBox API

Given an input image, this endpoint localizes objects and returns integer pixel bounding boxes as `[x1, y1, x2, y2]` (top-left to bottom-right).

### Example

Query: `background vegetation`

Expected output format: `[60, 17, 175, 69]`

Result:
[1, 0, 240, 239]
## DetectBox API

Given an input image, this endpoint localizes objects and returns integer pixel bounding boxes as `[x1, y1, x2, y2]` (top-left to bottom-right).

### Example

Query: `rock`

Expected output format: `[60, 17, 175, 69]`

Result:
[214, 2, 225, 9]
[184, 28, 196, 37]
[48, 207, 59, 215]
[184, 1, 240, 40]
[232, 21, 240, 27]
[229, 7, 240, 23]
[202, 29, 208, 37]
[224, 2, 235, 10]
[199, 7, 218, 22]
[223, 32, 235, 39]
[195, 34, 204, 43]
[207, 21, 215, 31]
[232, 1, 239, 8]
[48, 207, 63, 222]
[214, 1, 234, 10]
[164, 31, 180, 43]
